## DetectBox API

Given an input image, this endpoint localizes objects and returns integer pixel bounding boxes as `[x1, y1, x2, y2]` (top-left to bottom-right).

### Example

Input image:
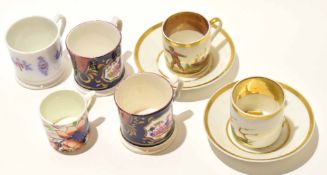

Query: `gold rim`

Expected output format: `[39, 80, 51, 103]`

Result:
[163, 32, 210, 48]
[162, 11, 212, 48]
[231, 76, 286, 120]
[134, 22, 235, 89]
[204, 82, 315, 162]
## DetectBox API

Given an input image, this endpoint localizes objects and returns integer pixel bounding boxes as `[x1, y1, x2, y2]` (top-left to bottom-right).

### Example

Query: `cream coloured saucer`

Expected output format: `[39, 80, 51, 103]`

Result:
[16, 50, 72, 90]
[134, 22, 235, 91]
[204, 82, 315, 162]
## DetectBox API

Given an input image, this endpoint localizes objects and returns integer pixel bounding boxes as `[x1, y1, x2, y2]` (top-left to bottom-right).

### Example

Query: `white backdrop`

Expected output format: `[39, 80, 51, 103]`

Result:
[0, 0, 326, 174]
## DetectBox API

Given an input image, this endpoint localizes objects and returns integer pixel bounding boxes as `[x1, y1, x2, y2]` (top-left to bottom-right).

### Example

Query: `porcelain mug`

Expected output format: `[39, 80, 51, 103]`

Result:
[114, 73, 183, 147]
[230, 77, 286, 148]
[40, 90, 96, 152]
[162, 11, 222, 74]
[66, 17, 124, 91]
[6, 15, 66, 89]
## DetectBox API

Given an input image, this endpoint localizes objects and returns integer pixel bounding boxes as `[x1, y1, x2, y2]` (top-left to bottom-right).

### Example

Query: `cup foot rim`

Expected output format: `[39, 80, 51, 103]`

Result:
[120, 123, 177, 154]
[14, 51, 72, 90]
[15, 63, 68, 90]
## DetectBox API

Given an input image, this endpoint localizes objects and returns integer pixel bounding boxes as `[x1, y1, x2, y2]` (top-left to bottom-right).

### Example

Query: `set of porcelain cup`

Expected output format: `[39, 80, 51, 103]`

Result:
[6, 11, 315, 161]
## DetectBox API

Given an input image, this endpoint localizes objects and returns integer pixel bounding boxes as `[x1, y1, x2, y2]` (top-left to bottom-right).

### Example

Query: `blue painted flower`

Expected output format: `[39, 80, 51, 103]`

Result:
[54, 45, 62, 60]
[12, 57, 32, 71]
[38, 56, 48, 76]
[22, 60, 32, 71]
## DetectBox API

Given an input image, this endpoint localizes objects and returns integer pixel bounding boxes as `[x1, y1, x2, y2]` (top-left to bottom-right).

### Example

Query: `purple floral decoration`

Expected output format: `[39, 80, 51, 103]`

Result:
[38, 56, 49, 76]
[12, 57, 32, 71]
[54, 45, 62, 60]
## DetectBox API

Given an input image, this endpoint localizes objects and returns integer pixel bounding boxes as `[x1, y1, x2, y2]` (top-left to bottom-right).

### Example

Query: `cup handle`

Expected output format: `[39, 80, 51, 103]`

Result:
[85, 91, 96, 112]
[209, 17, 222, 41]
[54, 15, 66, 36]
[173, 79, 184, 101]
[111, 16, 123, 32]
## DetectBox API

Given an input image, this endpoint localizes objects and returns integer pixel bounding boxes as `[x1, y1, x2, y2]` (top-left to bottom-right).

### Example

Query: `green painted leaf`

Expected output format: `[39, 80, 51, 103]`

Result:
[73, 121, 78, 126]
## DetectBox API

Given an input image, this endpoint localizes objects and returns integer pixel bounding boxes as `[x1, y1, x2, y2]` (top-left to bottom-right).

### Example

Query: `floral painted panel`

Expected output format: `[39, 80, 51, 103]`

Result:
[143, 109, 173, 141]
[11, 57, 32, 71]
[70, 45, 124, 90]
[43, 114, 89, 152]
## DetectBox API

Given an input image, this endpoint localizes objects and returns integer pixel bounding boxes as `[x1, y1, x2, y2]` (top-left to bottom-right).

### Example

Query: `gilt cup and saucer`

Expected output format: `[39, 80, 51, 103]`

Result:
[134, 12, 236, 100]
[204, 78, 315, 162]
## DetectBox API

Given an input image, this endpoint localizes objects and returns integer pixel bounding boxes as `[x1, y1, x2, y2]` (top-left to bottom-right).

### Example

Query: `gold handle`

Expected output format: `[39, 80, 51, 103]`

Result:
[210, 17, 222, 28]
[209, 17, 223, 41]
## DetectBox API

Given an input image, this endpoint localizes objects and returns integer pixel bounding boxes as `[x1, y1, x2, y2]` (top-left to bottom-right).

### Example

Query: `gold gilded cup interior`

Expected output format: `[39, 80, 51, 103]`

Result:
[232, 77, 285, 118]
[163, 12, 209, 43]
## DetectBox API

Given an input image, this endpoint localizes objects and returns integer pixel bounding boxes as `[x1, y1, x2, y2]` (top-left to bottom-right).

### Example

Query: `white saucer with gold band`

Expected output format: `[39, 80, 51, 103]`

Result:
[204, 82, 315, 162]
[134, 22, 235, 101]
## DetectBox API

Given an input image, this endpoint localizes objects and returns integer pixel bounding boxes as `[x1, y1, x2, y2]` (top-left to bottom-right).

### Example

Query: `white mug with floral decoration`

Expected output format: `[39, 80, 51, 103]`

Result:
[162, 11, 222, 75]
[40, 90, 96, 152]
[6, 15, 66, 89]
[230, 77, 286, 149]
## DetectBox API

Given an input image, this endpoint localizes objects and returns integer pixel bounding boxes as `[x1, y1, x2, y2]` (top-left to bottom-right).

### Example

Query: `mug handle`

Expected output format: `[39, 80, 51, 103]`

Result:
[54, 14, 66, 36]
[173, 79, 184, 101]
[111, 16, 123, 32]
[209, 17, 222, 41]
[85, 91, 97, 112]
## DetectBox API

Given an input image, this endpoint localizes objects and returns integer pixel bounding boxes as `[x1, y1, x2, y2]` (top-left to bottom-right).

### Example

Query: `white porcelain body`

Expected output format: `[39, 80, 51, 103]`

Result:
[6, 16, 66, 87]
[39, 90, 96, 152]
[230, 77, 286, 148]
[114, 73, 180, 113]
[230, 107, 285, 148]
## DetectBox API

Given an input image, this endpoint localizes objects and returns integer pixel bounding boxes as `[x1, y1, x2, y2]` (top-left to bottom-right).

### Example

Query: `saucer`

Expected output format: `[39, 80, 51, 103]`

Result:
[120, 123, 177, 155]
[204, 82, 315, 162]
[16, 50, 72, 90]
[134, 22, 235, 91]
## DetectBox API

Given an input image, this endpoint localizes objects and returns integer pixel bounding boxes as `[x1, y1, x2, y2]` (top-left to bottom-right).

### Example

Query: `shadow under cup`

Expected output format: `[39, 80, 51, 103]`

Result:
[114, 73, 175, 147]
[231, 77, 286, 148]
[66, 20, 124, 91]
[40, 90, 90, 152]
